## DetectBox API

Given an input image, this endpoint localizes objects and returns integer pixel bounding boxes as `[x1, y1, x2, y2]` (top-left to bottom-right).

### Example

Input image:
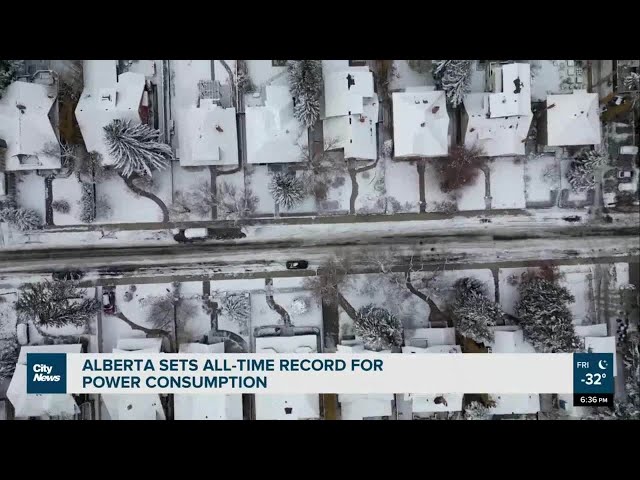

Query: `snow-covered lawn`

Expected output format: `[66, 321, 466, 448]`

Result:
[321, 169, 350, 214]
[0, 290, 18, 340]
[355, 160, 386, 214]
[389, 60, 433, 91]
[530, 60, 563, 102]
[456, 169, 486, 211]
[556, 265, 595, 325]
[488, 158, 526, 209]
[244, 165, 272, 215]
[385, 160, 420, 213]
[524, 154, 559, 204]
[102, 283, 172, 352]
[52, 176, 83, 225]
[172, 164, 211, 221]
[175, 281, 210, 343]
[96, 175, 165, 223]
[498, 267, 530, 316]
[271, 277, 322, 330]
[246, 60, 287, 88]
[423, 161, 457, 213]
[15, 172, 46, 221]
[214, 60, 235, 85]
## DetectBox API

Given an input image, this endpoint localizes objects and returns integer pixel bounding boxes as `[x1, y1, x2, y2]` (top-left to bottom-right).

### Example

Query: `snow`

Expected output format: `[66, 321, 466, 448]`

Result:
[556, 265, 595, 324]
[389, 60, 434, 91]
[321, 165, 351, 213]
[245, 165, 273, 215]
[214, 60, 235, 85]
[245, 60, 287, 88]
[469, 61, 487, 92]
[422, 160, 455, 212]
[323, 96, 379, 160]
[52, 175, 84, 225]
[324, 67, 374, 119]
[530, 60, 563, 102]
[171, 60, 211, 110]
[546, 91, 601, 146]
[498, 267, 529, 316]
[0, 290, 18, 340]
[392, 90, 449, 158]
[339, 394, 394, 419]
[0, 81, 60, 172]
[96, 175, 165, 223]
[76, 64, 146, 166]
[355, 160, 386, 214]
[172, 165, 211, 221]
[488, 63, 532, 118]
[488, 158, 526, 209]
[283, 170, 317, 214]
[488, 394, 540, 415]
[15, 171, 46, 220]
[405, 328, 456, 347]
[384, 160, 420, 213]
[524, 154, 559, 204]
[176, 282, 211, 343]
[560, 158, 589, 202]
[245, 85, 307, 164]
[455, 169, 486, 211]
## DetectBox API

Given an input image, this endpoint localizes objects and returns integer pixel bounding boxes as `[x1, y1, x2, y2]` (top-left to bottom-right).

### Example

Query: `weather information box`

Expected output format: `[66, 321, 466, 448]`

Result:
[573, 353, 614, 407]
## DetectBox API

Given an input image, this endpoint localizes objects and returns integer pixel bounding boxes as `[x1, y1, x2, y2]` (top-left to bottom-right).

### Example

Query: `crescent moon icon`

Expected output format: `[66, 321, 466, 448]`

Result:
[598, 360, 607, 370]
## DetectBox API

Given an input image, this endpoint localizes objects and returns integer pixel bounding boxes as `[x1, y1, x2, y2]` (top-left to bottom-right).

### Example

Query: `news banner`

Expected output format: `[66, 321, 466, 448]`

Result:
[26, 352, 614, 406]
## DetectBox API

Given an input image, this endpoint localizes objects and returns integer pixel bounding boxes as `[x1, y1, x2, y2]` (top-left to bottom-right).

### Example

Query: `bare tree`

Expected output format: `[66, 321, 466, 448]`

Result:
[298, 138, 347, 201]
[436, 144, 485, 193]
[303, 255, 356, 319]
[40, 141, 82, 170]
[170, 181, 258, 221]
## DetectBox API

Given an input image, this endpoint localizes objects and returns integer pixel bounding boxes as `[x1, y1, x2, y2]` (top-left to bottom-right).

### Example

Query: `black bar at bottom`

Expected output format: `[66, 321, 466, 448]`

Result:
[573, 393, 614, 408]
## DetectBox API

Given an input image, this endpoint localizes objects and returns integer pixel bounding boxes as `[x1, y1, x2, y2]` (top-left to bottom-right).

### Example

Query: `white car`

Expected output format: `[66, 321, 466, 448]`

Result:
[16, 323, 29, 346]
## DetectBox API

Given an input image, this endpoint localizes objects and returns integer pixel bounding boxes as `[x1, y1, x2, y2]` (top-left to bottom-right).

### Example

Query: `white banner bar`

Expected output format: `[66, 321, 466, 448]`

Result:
[68, 353, 573, 395]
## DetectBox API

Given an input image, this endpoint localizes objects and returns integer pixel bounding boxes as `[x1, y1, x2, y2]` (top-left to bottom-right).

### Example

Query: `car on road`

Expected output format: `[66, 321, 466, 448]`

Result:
[173, 227, 247, 243]
[52, 270, 84, 281]
[102, 287, 116, 315]
[286, 260, 309, 270]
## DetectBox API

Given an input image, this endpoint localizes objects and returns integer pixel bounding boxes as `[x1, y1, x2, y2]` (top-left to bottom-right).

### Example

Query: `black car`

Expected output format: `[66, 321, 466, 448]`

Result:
[52, 271, 84, 281]
[102, 287, 116, 314]
[286, 260, 309, 270]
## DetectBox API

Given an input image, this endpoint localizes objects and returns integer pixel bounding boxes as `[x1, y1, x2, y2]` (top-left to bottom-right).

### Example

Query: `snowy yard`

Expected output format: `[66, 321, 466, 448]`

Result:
[389, 60, 433, 91]
[175, 281, 211, 343]
[385, 160, 420, 213]
[556, 265, 596, 325]
[423, 161, 457, 213]
[355, 160, 386, 214]
[320, 169, 350, 214]
[0, 290, 18, 340]
[244, 165, 272, 216]
[530, 60, 586, 102]
[524, 154, 560, 205]
[52, 176, 83, 225]
[488, 158, 526, 209]
[456, 169, 486, 211]
[172, 164, 211, 221]
[15, 172, 46, 221]
[245, 60, 288, 88]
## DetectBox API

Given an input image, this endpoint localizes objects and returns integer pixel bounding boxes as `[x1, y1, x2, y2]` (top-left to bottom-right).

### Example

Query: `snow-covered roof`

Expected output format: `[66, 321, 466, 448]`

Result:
[8, 344, 83, 418]
[401, 344, 463, 413]
[324, 67, 374, 118]
[324, 93, 379, 160]
[0, 80, 60, 171]
[245, 85, 306, 164]
[173, 342, 243, 420]
[463, 93, 532, 157]
[75, 66, 146, 166]
[486, 326, 536, 353]
[254, 335, 320, 420]
[177, 100, 238, 167]
[488, 63, 532, 118]
[407, 327, 456, 347]
[102, 338, 166, 420]
[546, 90, 601, 146]
[392, 90, 449, 158]
[574, 323, 608, 338]
[488, 394, 540, 415]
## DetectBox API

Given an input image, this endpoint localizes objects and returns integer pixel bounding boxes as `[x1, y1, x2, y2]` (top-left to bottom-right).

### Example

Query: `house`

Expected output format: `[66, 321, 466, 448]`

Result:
[173, 342, 243, 420]
[546, 90, 601, 146]
[463, 63, 533, 157]
[400, 343, 464, 416]
[323, 67, 379, 160]
[176, 100, 238, 167]
[75, 60, 147, 166]
[101, 337, 166, 420]
[253, 334, 320, 420]
[485, 326, 541, 416]
[392, 88, 450, 158]
[336, 341, 394, 420]
[245, 85, 307, 164]
[7, 344, 83, 419]
[0, 80, 60, 171]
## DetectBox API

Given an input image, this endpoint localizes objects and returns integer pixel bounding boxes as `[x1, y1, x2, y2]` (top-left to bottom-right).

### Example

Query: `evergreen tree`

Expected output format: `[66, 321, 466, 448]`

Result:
[103, 119, 173, 178]
[353, 304, 403, 351]
[0, 60, 24, 98]
[515, 277, 580, 353]
[432, 60, 472, 107]
[15, 281, 100, 328]
[623, 72, 640, 91]
[269, 172, 306, 210]
[52, 199, 71, 214]
[566, 150, 609, 193]
[451, 277, 503, 345]
[79, 182, 96, 223]
[0, 207, 42, 231]
[220, 293, 251, 332]
[464, 401, 492, 420]
[287, 60, 323, 127]
[0, 339, 20, 381]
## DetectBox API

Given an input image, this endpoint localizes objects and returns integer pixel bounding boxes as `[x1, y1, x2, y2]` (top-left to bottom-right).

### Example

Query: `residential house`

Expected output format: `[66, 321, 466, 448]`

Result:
[245, 85, 307, 164]
[253, 334, 320, 420]
[323, 67, 379, 160]
[173, 342, 243, 420]
[463, 62, 533, 157]
[545, 90, 601, 147]
[101, 337, 166, 420]
[392, 87, 450, 159]
[75, 60, 147, 166]
[0, 80, 60, 171]
[336, 341, 394, 420]
[7, 344, 83, 419]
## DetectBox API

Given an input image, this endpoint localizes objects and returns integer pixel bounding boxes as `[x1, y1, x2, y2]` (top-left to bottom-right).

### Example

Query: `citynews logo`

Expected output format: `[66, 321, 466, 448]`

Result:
[27, 353, 67, 394]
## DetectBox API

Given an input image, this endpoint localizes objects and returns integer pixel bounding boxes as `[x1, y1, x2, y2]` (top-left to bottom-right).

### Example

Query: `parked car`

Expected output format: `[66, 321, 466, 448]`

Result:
[16, 323, 29, 346]
[102, 288, 116, 314]
[618, 170, 634, 183]
[286, 260, 309, 270]
[52, 270, 84, 281]
[184, 228, 209, 240]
